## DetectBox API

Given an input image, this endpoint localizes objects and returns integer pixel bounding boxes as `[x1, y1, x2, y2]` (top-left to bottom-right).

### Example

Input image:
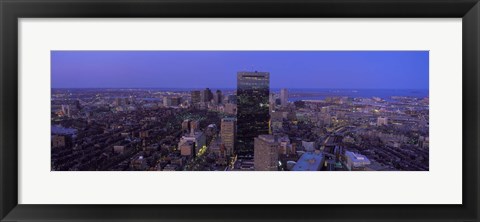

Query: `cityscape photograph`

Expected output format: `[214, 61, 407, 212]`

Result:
[51, 51, 429, 171]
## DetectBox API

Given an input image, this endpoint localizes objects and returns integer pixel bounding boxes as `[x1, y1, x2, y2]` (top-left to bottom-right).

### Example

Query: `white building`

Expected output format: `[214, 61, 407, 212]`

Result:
[377, 116, 388, 126]
[345, 151, 371, 170]
[302, 141, 315, 152]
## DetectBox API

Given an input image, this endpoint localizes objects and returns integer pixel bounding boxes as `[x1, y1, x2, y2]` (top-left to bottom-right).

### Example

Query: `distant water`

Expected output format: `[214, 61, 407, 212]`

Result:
[281, 89, 429, 102]
[157, 88, 429, 102]
[53, 88, 428, 101]
[147, 88, 429, 100]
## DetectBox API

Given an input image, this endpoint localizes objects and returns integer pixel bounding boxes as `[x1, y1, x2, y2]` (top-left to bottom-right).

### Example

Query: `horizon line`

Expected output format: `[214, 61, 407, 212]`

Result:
[51, 87, 429, 90]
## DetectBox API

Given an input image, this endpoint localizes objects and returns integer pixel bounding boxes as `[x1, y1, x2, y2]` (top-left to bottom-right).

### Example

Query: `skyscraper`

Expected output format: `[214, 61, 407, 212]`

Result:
[201, 88, 213, 103]
[254, 135, 279, 171]
[170, 97, 182, 106]
[280, 88, 288, 107]
[214, 90, 223, 104]
[191, 90, 201, 104]
[269, 93, 276, 112]
[163, 96, 172, 107]
[236, 71, 270, 156]
[220, 117, 236, 156]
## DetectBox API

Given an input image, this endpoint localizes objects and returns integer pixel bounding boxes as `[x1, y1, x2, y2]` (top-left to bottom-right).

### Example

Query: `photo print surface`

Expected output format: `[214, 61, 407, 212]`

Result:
[51, 51, 429, 171]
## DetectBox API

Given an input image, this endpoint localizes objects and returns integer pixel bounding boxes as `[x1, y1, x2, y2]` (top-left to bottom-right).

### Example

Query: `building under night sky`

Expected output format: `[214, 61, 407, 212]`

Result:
[236, 71, 270, 157]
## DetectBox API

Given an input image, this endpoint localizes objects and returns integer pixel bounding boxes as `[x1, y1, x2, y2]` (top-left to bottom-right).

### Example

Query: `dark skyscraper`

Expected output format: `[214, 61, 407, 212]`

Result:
[214, 90, 223, 104]
[201, 88, 213, 103]
[191, 90, 201, 104]
[236, 71, 270, 157]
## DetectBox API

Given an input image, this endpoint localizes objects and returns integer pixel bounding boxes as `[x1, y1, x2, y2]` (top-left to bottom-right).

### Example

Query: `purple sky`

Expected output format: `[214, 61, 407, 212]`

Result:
[51, 51, 428, 89]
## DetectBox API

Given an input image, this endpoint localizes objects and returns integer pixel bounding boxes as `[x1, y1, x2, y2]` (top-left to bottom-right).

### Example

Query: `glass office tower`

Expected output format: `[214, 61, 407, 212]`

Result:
[236, 71, 270, 157]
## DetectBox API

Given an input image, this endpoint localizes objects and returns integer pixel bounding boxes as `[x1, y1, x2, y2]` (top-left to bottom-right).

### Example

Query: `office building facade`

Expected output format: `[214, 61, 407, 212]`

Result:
[280, 88, 288, 107]
[236, 71, 270, 156]
[191, 90, 201, 105]
[220, 117, 237, 156]
[254, 135, 279, 171]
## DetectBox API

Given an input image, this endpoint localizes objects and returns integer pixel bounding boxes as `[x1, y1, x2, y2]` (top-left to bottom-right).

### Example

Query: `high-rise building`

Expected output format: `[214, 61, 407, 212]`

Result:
[170, 97, 182, 106]
[220, 117, 236, 156]
[269, 93, 276, 111]
[163, 96, 172, 107]
[280, 88, 288, 107]
[114, 98, 122, 106]
[214, 90, 223, 104]
[236, 71, 270, 156]
[201, 88, 213, 103]
[254, 135, 279, 171]
[181, 119, 200, 135]
[191, 90, 201, 104]
[224, 103, 237, 115]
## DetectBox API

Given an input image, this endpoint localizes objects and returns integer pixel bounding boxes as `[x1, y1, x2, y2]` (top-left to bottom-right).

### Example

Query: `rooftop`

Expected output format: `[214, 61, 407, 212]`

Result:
[345, 151, 371, 163]
[51, 125, 77, 135]
[222, 117, 237, 122]
[292, 151, 324, 171]
[257, 134, 276, 143]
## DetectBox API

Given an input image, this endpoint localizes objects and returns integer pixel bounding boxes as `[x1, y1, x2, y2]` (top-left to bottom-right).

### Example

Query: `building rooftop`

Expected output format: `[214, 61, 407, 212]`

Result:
[221, 117, 237, 122]
[51, 125, 77, 135]
[345, 151, 371, 163]
[237, 71, 270, 77]
[257, 134, 276, 143]
[181, 131, 204, 139]
[292, 151, 324, 171]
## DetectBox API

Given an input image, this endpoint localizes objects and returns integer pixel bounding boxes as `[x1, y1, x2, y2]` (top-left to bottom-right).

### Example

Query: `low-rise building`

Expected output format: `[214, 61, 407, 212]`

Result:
[345, 151, 371, 170]
[292, 151, 324, 171]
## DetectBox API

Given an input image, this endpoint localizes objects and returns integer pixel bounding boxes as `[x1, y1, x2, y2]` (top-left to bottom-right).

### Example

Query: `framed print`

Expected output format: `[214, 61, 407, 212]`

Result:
[1, 0, 479, 221]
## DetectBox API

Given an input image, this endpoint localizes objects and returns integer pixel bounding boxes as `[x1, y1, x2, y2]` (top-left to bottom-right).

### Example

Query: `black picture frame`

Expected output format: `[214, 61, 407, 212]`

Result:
[1, 0, 479, 221]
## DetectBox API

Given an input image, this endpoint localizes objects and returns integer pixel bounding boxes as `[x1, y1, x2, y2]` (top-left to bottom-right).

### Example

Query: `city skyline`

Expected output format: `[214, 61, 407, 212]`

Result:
[51, 51, 429, 89]
[51, 51, 429, 171]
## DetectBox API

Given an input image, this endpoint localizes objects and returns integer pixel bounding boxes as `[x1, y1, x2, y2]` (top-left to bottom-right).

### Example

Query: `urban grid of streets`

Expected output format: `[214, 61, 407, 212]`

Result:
[51, 85, 429, 171]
